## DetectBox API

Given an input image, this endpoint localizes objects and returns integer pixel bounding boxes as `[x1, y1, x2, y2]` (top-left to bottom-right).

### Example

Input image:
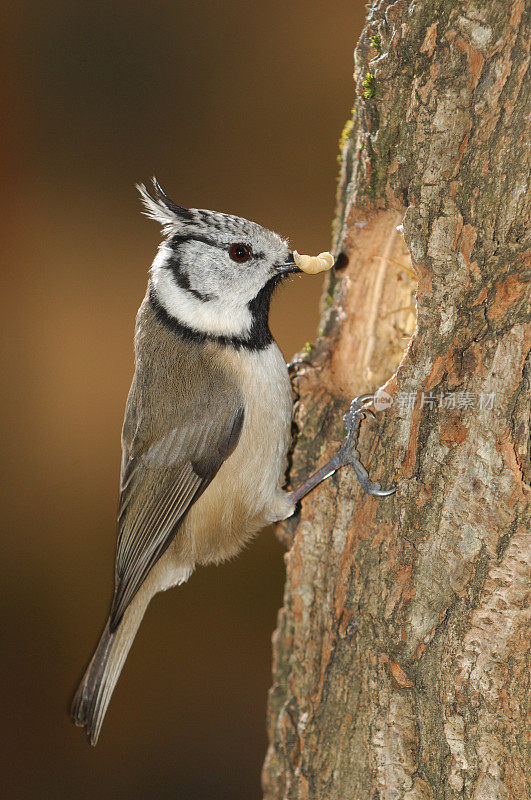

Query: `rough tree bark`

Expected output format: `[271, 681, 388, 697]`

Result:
[263, 2, 529, 799]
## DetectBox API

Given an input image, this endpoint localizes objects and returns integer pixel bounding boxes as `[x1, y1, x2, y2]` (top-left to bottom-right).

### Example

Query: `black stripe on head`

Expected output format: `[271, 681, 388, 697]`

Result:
[166, 238, 215, 303]
[169, 232, 266, 261]
[169, 232, 221, 251]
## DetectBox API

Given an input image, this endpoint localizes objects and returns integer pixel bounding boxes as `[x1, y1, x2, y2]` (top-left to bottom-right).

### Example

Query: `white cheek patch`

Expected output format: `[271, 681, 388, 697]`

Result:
[151, 255, 253, 338]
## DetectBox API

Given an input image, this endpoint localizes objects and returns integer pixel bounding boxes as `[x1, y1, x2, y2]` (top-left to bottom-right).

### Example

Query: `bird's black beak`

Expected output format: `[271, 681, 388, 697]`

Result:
[276, 252, 301, 275]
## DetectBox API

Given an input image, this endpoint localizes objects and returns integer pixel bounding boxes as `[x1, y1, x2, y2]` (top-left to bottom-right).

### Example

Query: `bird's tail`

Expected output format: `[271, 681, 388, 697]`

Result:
[71, 599, 146, 745]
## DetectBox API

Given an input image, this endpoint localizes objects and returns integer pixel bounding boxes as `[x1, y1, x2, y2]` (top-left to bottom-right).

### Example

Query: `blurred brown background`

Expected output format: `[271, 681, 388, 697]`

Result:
[2, 2, 364, 797]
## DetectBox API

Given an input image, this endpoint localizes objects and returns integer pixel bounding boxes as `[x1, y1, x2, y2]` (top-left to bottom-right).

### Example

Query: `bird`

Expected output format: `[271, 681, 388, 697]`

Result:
[71, 179, 394, 745]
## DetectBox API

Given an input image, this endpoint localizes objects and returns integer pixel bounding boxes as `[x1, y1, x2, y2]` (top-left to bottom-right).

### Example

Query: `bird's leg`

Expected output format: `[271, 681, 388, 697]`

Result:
[288, 394, 395, 504]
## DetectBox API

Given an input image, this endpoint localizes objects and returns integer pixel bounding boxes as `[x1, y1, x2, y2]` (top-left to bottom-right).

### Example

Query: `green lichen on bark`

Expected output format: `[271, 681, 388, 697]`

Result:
[361, 71, 377, 98]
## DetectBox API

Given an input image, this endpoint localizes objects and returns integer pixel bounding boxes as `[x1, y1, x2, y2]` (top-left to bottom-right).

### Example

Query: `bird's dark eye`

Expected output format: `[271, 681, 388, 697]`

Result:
[229, 243, 251, 262]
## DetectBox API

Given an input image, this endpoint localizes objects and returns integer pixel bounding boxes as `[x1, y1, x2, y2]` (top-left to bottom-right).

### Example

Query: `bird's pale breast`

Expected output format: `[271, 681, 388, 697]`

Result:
[174, 341, 293, 567]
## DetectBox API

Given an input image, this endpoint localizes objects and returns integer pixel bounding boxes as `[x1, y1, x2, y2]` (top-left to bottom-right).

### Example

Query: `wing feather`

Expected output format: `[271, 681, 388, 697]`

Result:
[109, 404, 244, 631]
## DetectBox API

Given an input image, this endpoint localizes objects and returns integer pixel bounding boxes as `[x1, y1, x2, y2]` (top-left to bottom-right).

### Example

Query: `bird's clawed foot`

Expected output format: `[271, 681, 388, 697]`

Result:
[288, 393, 395, 506]
[336, 394, 395, 497]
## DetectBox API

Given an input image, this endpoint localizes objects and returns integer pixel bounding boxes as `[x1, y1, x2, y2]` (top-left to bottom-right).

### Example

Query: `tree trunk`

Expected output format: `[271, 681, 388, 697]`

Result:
[263, 2, 529, 799]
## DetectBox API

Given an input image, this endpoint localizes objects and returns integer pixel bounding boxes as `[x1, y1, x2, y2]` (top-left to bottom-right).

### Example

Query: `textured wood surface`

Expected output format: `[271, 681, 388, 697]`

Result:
[263, 1, 529, 798]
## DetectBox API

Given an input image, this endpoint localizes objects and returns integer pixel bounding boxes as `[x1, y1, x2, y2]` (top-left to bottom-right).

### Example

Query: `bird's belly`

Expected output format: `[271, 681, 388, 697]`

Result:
[172, 343, 293, 566]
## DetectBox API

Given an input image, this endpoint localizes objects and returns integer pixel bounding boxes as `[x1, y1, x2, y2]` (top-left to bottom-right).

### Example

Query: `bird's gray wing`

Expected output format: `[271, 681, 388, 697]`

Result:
[110, 396, 244, 631]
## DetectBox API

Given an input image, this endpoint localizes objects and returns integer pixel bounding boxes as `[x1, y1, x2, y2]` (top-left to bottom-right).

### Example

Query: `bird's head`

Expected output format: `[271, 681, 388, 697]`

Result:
[138, 179, 299, 349]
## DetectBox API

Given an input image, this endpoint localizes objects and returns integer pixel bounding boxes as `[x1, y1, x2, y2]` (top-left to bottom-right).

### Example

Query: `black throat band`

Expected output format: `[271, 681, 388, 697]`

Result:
[148, 277, 281, 352]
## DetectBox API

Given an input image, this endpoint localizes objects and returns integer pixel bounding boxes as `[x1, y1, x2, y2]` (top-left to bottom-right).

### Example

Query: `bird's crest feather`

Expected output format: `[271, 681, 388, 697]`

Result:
[136, 178, 194, 232]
